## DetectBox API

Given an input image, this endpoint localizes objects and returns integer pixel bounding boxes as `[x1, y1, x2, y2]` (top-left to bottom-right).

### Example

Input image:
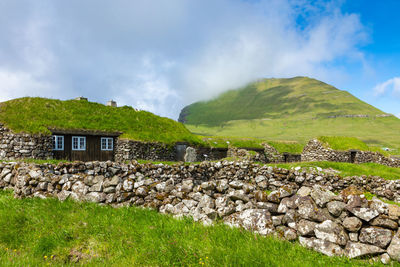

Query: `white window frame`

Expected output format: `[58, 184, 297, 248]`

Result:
[101, 137, 113, 151]
[52, 135, 64, 151]
[72, 136, 86, 151]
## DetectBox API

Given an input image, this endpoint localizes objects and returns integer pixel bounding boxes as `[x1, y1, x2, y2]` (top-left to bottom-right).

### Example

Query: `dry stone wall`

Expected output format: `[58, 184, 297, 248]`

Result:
[302, 139, 400, 168]
[0, 124, 52, 160]
[1, 160, 400, 263]
[114, 139, 176, 162]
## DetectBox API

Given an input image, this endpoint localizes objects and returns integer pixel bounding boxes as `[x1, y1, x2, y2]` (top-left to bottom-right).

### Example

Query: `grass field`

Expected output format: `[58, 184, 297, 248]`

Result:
[268, 161, 400, 180]
[0, 97, 201, 145]
[0, 190, 385, 266]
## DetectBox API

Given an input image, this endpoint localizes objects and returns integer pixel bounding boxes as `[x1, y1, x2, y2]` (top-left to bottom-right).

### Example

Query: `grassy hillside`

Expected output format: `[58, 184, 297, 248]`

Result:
[181, 77, 400, 151]
[0, 97, 201, 144]
[0, 190, 380, 266]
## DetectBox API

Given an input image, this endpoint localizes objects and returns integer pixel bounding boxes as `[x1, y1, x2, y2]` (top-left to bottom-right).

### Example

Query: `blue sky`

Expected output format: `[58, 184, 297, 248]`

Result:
[0, 0, 399, 119]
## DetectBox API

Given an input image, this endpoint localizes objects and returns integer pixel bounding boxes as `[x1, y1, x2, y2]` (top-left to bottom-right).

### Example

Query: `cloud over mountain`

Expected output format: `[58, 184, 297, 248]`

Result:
[0, 0, 367, 119]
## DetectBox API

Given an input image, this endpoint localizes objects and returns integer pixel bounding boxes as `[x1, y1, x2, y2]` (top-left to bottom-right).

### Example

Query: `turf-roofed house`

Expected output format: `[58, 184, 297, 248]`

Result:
[0, 97, 201, 162]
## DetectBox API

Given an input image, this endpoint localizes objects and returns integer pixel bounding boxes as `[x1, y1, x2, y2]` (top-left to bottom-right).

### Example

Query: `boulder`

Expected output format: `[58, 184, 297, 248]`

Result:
[327, 201, 346, 217]
[224, 209, 274, 236]
[85, 192, 106, 203]
[359, 227, 393, 249]
[310, 185, 335, 207]
[345, 242, 384, 259]
[299, 237, 343, 257]
[370, 215, 398, 230]
[387, 230, 400, 262]
[343, 217, 362, 232]
[297, 219, 317, 236]
[314, 220, 348, 246]
[347, 207, 379, 222]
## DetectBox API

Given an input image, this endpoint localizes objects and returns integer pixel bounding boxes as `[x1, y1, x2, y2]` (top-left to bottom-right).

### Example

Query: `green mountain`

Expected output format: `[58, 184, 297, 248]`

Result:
[0, 97, 200, 144]
[180, 77, 400, 150]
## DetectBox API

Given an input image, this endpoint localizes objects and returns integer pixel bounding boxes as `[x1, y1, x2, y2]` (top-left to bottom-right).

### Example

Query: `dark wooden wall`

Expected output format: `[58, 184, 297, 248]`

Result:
[53, 134, 115, 161]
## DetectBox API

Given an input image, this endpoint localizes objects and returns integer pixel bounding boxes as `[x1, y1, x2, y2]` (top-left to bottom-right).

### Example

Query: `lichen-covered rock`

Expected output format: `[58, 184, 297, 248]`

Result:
[347, 207, 379, 222]
[299, 237, 343, 257]
[370, 215, 398, 230]
[359, 227, 393, 249]
[387, 230, 400, 261]
[310, 185, 335, 207]
[327, 201, 346, 217]
[343, 217, 362, 232]
[85, 192, 106, 203]
[225, 209, 274, 236]
[345, 242, 384, 259]
[297, 219, 317, 236]
[314, 220, 349, 246]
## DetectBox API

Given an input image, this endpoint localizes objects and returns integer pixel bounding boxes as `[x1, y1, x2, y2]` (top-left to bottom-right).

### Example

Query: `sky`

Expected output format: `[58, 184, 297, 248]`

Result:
[0, 0, 399, 119]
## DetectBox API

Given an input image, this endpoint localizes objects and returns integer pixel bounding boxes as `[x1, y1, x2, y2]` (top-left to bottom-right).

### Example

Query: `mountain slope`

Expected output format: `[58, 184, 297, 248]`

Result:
[179, 77, 400, 149]
[0, 97, 200, 144]
[179, 77, 385, 126]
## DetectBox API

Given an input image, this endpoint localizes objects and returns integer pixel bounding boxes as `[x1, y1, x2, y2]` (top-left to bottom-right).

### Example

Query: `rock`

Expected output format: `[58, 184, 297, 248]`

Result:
[310, 185, 335, 207]
[387, 229, 400, 261]
[272, 215, 283, 226]
[89, 182, 103, 192]
[349, 232, 358, 242]
[181, 180, 194, 192]
[359, 227, 393, 249]
[57, 190, 71, 201]
[347, 207, 379, 222]
[388, 205, 400, 219]
[299, 237, 344, 257]
[122, 179, 134, 191]
[343, 217, 362, 232]
[135, 187, 147, 197]
[216, 179, 229, 193]
[29, 169, 42, 179]
[255, 190, 268, 202]
[184, 147, 197, 162]
[297, 186, 311, 197]
[256, 202, 278, 213]
[314, 220, 348, 246]
[103, 176, 119, 187]
[371, 215, 398, 230]
[297, 196, 332, 222]
[198, 195, 215, 209]
[381, 253, 391, 265]
[327, 201, 346, 217]
[284, 228, 297, 241]
[85, 192, 106, 203]
[345, 242, 384, 259]
[224, 209, 274, 236]
[268, 186, 294, 202]
[0, 168, 11, 179]
[103, 186, 116, 193]
[71, 181, 87, 197]
[297, 219, 317, 236]
[201, 181, 215, 191]
[229, 190, 249, 203]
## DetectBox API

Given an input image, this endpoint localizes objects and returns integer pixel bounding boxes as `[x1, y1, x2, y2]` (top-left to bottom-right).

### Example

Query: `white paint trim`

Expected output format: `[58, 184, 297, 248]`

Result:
[72, 136, 86, 151]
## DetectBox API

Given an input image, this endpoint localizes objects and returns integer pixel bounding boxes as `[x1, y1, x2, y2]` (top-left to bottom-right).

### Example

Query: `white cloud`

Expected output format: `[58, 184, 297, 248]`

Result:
[0, 0, 368, 119]
[373, 77, 400, 96]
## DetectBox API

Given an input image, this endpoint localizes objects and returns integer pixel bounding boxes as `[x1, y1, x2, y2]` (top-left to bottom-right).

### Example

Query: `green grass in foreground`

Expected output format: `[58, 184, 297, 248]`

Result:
[269, 161, 400, 180]
[0, 191, 383, 266]
[0, 97, 201, 145]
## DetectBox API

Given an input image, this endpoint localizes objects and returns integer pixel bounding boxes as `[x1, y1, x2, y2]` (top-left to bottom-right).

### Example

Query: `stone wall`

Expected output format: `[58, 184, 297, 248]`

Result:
[0, 124, 52, 160]
[1, 160, 400, 262]
[114, 139, 176, 162]
[301, 139, 400, 168]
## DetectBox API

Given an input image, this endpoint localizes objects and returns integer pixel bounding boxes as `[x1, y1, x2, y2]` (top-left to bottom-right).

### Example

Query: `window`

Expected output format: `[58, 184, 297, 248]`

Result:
[52, 135, 64, 150]
[101, 137, 113, 151]
[72, 136, 86, 151]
